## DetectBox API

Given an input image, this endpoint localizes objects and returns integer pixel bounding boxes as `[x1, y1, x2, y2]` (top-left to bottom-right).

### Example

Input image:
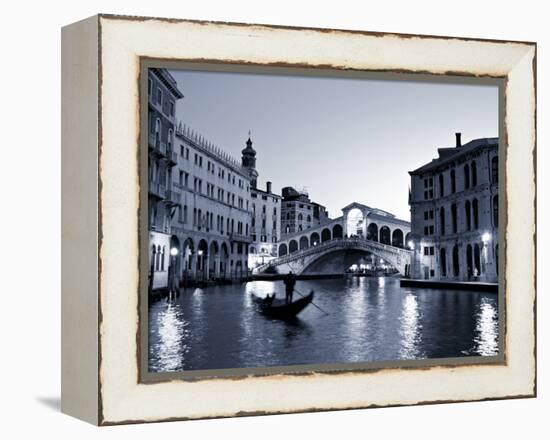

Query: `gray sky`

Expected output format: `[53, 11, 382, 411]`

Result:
[170, 69, 498, 220]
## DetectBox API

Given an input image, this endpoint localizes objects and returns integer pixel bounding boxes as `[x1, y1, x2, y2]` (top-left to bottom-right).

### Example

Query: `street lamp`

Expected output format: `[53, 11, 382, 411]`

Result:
[196, 249, 204, 279]
[169, 247, 179, 296]
[480, 232, 492, 280]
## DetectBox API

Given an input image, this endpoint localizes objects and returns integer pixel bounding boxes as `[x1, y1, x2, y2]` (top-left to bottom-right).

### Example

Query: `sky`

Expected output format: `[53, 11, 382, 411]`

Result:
[169, 69, 499, 220]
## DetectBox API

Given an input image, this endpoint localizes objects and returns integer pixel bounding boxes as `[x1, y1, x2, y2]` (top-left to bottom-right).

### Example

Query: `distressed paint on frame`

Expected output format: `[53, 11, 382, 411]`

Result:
[93, 15, 535, 425]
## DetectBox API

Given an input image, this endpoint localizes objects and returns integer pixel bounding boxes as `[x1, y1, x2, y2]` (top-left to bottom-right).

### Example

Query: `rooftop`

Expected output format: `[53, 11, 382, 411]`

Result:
[251, 186, 283, 198]
[342, 202, 399, 220]
[409, 137, 498, 175]
[151, 68, 184, 100]
[175, 121, 248, 177]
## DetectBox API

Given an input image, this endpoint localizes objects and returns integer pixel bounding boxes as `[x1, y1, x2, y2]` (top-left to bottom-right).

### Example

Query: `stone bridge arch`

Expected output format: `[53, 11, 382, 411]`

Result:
[300, 248, 401, 276]
[260, 238, 411, 276]
[274, 202, 411, 265]
[342, 202, 411, 249]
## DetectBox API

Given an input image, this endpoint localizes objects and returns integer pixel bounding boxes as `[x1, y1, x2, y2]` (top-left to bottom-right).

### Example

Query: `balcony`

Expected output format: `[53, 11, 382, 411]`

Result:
[165, 189, 181, 205]
[149, 181, 166, 199]
[229, 233, 253, 244]
[166, 146, 178, 165]
[148, 135, 167, 157]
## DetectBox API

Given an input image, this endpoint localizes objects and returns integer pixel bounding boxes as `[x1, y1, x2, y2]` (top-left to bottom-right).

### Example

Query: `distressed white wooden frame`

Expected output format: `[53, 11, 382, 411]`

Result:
[61, 14, 536, 425]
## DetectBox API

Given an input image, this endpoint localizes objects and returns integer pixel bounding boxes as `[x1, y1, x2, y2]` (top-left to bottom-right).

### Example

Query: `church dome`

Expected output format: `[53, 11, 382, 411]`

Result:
[241, 136, 256, 156]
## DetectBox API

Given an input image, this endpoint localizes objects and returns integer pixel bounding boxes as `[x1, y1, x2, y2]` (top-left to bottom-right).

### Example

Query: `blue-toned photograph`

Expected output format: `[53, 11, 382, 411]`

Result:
[146, 67, 500, 373]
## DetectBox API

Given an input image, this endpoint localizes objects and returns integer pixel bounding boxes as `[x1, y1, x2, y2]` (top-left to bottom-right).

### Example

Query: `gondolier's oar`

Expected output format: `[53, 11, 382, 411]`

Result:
[294, 288, 329, 316]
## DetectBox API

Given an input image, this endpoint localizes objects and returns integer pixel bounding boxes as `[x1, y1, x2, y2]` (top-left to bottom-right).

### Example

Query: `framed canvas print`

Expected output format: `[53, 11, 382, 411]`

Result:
[61, 14, 536, 425]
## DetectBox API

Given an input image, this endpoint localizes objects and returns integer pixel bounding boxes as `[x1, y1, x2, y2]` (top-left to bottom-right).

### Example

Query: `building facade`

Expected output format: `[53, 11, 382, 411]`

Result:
[238, 134, 283, 268]
[280, 186, 330, 237]
[169, 128, 253, 286]
[148, 68, 254, 291]
[408, 133, 499, 283]
[148, 68, 184, 290]
[248, 181, 282, 268]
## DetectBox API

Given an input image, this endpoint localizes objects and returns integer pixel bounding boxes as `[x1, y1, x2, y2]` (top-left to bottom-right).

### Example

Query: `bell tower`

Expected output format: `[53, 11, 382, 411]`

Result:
[241, 131, 259, 188]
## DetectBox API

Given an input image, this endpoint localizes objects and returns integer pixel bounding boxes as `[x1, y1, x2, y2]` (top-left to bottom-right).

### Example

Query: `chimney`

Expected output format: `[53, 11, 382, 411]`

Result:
[266, 181, 272, 194]
[455, 132, 462, 148]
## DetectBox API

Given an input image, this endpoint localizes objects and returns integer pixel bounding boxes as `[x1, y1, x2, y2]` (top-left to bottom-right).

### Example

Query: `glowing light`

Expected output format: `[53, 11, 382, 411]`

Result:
[197, 250, 204, 256]
[472, 297, 499, 356]
[379, 258, 384, 264]
[170, 247, 179, 256]
[482, 232, 492, 244]
[408, 240, 414, 250]
[245, 280, 275, 298]
[346, 208, 365, 238]
[154, 304, 188, 371]
[399, 293, 422, 359]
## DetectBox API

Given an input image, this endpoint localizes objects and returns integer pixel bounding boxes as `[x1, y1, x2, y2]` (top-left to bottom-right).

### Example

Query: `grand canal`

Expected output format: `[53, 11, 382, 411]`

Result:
[148, 277, 499, 373]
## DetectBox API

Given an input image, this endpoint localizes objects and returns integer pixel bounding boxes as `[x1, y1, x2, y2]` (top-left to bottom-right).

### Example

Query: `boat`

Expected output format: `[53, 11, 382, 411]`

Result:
[252, 291, 315, 319]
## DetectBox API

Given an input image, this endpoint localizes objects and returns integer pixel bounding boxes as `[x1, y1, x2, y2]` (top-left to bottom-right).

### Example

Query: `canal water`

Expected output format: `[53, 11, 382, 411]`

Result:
[148, 277, 499, 373]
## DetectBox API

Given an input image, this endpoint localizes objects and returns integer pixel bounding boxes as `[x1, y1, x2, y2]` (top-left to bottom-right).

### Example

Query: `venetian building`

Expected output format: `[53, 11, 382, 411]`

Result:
[280, 186, 330, 237]
[249, 181, 282, 268]
[148, 68, 254, 292]
[241, 134, 258, 188]
[147, 68, 184, 291]
[240, 135, 283, 268]
[168, 128, 253, 286]
[408, 133, 499, 283]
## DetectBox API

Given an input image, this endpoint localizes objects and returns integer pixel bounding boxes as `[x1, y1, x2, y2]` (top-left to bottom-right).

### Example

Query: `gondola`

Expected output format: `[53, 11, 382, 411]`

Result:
[252, 290, 314, 319]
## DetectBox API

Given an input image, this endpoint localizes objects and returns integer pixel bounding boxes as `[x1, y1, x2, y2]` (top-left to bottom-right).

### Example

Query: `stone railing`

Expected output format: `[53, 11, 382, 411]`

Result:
[255, 237, 411, 272]
[149, 135, 167, 156]
[149, 181, 166, 199]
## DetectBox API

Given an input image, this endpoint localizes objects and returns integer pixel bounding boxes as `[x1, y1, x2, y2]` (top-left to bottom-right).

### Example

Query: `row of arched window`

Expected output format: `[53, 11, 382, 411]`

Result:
[439, 199, 477, 236]
[151, 245, 166, 272]
[366, 223, 407, 248]
[279, 225, 344, 256]
[437, 194, 498, 236]
[151, 118, 175, 150]
[436, 156, 498, 198]
[440, 243, 482, 278]
[286, 213, 312, 222]
[439, 242, 499, 279]
[278, 223, 408, 256]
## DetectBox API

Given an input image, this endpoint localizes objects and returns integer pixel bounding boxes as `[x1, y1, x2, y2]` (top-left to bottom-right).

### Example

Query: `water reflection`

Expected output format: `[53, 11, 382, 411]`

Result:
[472, 297, 499, 356]
[245, 280, 275, 299]
[149, 303, 189, 372]
[399, 293, 423, 359]
[340, 277, 369, 362]
[148, 277, 499, 373]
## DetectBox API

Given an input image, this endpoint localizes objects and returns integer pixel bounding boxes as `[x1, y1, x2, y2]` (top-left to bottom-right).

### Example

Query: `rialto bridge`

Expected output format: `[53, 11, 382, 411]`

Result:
[254, 202, 412, 276]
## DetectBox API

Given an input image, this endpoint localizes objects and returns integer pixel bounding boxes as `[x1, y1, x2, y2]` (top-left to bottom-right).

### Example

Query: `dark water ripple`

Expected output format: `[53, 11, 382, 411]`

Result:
[148, 277, 499, 373]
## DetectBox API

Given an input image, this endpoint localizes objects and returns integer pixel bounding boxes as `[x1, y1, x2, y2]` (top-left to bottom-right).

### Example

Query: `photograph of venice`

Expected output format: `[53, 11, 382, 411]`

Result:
[146, 67, 500, 373]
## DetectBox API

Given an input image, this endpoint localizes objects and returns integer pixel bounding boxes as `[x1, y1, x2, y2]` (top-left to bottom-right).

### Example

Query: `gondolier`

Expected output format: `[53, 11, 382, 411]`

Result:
[284, 271, 297, 304]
